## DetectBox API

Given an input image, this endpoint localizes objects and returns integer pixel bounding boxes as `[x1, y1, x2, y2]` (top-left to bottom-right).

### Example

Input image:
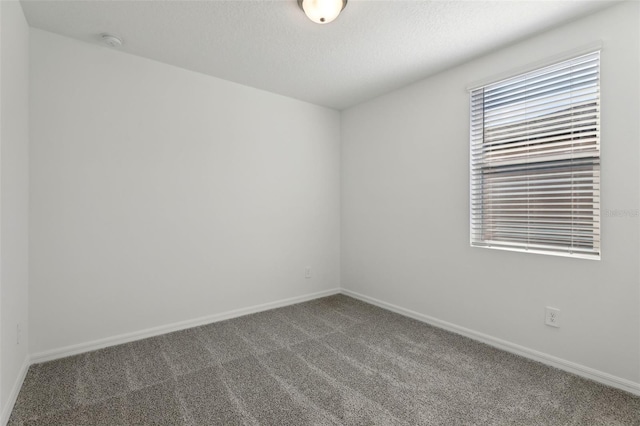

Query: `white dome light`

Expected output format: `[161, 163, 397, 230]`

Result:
[298, 0, 347, 24]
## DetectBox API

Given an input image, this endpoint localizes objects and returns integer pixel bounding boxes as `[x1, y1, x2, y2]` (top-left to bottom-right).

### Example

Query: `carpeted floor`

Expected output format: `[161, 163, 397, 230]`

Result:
[8, 294, 640, 425]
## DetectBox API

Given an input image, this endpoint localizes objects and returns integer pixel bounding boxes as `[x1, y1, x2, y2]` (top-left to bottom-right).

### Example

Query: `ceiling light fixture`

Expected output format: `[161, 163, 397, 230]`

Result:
[297, 0, 347, 24]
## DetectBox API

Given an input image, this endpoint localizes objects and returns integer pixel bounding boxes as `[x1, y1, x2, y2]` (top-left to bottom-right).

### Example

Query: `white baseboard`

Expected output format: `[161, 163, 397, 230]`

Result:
[22, 286, 640, 401]
[341, 288, 640, 396]
[1, 356, 30, 426]
[30, 288, 340, 364]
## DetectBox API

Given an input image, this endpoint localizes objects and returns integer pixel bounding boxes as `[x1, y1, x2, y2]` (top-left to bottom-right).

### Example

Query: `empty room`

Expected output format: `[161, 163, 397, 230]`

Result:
[1, 0, 639, 424]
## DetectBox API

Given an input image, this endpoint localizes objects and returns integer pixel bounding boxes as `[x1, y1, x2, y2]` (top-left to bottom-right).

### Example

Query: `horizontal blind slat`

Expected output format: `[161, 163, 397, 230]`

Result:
[482, 66, 599, 104]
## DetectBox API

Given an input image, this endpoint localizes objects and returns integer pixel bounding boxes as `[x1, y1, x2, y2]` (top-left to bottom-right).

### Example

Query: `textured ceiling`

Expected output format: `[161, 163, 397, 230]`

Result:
[21, 0, 618, 109]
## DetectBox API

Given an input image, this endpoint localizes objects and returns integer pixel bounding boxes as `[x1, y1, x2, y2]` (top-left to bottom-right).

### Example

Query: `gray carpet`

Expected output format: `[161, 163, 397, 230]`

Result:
[8, 295, 640, 425]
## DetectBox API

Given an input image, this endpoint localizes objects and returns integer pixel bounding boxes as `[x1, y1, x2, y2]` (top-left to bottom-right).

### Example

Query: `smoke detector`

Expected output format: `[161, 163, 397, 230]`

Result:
[101, 33, 123, 48]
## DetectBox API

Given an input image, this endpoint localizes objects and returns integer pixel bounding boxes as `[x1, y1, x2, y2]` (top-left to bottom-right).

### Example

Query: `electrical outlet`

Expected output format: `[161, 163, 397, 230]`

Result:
[545, 307, 560, 328]
[17, 323, 22, 345]
[305, 267, 312, 279]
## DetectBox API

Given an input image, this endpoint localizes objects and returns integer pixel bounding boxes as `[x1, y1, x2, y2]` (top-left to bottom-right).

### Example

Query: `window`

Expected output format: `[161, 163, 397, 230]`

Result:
[470, 52, 600, 259]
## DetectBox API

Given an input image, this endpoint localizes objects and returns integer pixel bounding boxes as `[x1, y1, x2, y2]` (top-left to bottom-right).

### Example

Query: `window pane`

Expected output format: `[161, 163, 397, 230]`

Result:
[470, 52, 600, 259]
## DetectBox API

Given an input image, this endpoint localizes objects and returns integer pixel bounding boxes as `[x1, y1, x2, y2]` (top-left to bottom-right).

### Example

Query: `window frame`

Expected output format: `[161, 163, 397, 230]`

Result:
[469, 51, 601, 260]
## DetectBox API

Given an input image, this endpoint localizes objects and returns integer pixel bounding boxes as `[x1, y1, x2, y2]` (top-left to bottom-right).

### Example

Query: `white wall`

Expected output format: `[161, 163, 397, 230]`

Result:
[0, 0, 30, 420]
[29, 29, 340, 355]
[341, 1, 639, 387]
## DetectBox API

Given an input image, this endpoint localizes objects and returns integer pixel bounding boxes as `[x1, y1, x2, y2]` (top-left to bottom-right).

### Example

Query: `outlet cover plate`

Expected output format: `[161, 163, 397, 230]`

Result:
[545, 307, 560, 328]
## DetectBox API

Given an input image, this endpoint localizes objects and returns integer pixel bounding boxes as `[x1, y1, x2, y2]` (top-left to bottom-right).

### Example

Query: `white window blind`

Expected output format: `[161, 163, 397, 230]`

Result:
[470, 51, 600, 260]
